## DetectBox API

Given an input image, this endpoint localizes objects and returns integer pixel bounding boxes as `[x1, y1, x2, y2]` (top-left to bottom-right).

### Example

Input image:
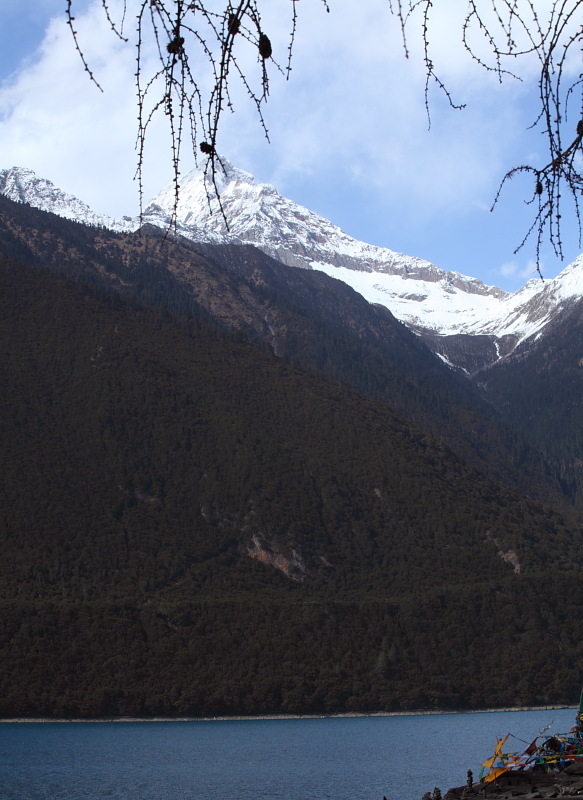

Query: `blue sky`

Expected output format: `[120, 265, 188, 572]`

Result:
[0, 0, 581, 291]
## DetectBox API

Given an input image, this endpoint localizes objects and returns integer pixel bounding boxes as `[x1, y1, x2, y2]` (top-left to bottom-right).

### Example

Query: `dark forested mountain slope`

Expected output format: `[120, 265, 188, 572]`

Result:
[0, 194, 565, 508]
[1, 257, 583, 718]
[476, 300, 583, 507]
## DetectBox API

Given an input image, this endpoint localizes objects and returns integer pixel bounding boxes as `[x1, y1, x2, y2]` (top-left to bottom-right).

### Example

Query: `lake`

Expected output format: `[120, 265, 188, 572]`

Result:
[0, 709, 576, 800]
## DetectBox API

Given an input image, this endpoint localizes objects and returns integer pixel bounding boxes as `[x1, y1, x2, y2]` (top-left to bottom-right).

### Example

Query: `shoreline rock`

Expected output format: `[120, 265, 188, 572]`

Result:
[443, 764, 583, 800]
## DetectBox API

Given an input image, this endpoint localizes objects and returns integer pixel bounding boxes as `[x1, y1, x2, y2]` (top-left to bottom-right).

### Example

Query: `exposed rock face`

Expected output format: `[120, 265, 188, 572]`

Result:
[496, 548, 521, 574]
[247, 535, 308, 582]
[0, 164, 510, 350]
[443, 765, 583, 800]
[486, 533, 522, 574]
[141, 161, 583, 377]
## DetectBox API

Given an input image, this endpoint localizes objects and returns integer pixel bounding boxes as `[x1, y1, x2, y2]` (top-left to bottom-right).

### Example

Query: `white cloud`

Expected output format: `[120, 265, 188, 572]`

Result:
[0, 4, 136, 214]
[0, 0, 575, 284]
[217, 0, 543, 215]
[499, 261, 520, 278]
[0, 0, 179, 216]
[498, 259, 540, 280]
[0, 0, 540, 209]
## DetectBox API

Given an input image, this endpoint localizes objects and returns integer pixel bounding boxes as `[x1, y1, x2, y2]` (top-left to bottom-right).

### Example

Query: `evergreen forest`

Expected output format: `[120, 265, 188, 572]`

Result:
[2, 248, 583, 718]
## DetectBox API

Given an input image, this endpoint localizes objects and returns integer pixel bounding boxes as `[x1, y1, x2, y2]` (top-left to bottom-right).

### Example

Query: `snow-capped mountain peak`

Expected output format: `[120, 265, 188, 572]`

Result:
[476, 253, 583, 340]
[144, 158, 507, 298]
[2, 159, 582, 372]
[145, 159, 256, 222]
[0, 167, 135, 233]
[142, 160, 583, 367]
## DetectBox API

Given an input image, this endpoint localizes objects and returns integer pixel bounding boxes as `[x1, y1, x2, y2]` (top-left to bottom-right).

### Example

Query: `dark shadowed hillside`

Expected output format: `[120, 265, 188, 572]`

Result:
[0, 194, 567, 509]
[476, 300, 583, 508]
[2, 257, 583, 717]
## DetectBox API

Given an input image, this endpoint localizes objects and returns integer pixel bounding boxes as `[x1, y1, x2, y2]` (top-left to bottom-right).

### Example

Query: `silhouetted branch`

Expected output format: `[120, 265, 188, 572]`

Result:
[68, 0, 583, 267]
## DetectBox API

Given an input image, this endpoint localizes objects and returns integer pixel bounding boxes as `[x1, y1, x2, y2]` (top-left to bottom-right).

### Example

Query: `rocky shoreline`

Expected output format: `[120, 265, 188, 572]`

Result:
[0, 705, 575, 724]
[439, 763, 583, 800]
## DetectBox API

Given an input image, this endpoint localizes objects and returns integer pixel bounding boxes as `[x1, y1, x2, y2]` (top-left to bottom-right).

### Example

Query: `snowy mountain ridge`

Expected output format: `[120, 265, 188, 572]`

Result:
[0, 167, 136, 234]
[145, 160, 508, 301]
[2, 160, 583, 368]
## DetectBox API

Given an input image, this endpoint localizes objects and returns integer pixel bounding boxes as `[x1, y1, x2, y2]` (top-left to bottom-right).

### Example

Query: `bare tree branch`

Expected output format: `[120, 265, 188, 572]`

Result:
[68, 0, 583, 269]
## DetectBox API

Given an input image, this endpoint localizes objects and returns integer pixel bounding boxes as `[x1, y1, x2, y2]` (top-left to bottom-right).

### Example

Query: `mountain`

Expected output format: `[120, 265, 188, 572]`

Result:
[2, 163, 582, 505]
[0, 166, 135, 233]
[474, 294, 583, 503]
[142, 161, 583, 374]
[3, 161, 583, 377]
[3, 254, 583, 718]
[3, 164, 583, 717]
[420, 256, 583, 374]
[0, 192, 566, 507]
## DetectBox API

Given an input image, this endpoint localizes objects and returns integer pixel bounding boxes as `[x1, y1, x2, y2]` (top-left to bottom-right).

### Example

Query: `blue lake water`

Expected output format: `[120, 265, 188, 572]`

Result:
[0, 709, 576, 800]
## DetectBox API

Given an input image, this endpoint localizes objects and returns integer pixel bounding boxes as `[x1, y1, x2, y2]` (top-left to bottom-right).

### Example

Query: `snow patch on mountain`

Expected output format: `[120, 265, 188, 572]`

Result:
[146, 159, 583, 351]
[145, 159, 507, 302]
[312, 263, 507, 336]
[471, 255, 583, 341]
[156, 159, 583, 353]
[316, 254, 583, 354]
[2, 160, 583, 362]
